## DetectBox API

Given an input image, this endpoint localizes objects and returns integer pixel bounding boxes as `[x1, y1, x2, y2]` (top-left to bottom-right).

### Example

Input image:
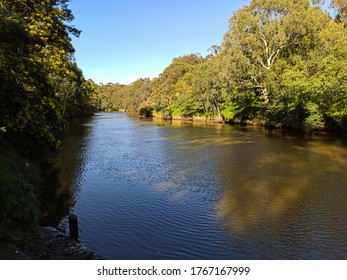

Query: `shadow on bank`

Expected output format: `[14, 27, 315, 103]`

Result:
[0, 117, 105, 259]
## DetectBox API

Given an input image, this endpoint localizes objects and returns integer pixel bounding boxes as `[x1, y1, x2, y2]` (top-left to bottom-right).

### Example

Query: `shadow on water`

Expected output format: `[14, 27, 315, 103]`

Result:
[39, 117, 93, 226]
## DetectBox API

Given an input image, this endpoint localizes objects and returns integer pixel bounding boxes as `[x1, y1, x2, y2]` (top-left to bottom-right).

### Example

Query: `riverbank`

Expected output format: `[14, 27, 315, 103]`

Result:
[0, 227, 104, 260]
[150, 110, 347, 134]
[0, 139, 104, 260]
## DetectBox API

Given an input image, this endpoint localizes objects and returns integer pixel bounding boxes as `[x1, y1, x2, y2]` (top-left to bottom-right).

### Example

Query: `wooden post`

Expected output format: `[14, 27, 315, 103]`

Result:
[69, 214, 79, 240]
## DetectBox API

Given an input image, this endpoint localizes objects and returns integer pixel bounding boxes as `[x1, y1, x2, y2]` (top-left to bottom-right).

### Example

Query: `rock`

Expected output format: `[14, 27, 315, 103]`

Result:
[32, 227, 105, 260]
[0, 227, 105, 260]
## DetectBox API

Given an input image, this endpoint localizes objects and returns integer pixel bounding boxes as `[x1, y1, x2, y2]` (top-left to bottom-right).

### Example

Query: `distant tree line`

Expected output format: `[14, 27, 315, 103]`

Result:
[0, 0, 98, 150]
[96, 0, 347, 132]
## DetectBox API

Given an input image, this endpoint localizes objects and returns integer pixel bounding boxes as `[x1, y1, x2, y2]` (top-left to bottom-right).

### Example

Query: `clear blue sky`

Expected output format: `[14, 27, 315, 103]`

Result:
[68, 0, 248, 85]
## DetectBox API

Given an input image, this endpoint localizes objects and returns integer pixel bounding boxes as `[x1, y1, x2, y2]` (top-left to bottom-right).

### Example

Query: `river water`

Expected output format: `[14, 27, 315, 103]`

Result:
[49, 112, 347, 259]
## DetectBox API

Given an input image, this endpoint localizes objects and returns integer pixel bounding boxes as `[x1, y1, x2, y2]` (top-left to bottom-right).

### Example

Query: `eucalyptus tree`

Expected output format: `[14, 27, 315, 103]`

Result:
[222, 0, 347, 130]
[125, 78, 153, 111]
[150, 54, 204, 115]
[223, 0, 314, 105]
[330, 0, 347, 28]
[95, 83, 126, 111]
[192, 53, 231, 121]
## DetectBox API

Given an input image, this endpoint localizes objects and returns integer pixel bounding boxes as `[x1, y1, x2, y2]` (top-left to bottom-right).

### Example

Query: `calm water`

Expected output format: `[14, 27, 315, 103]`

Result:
[50, 112, 347, 259]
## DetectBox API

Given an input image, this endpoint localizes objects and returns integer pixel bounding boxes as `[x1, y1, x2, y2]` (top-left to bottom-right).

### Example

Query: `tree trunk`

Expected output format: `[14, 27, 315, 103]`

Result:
[262, 87, 269, 105]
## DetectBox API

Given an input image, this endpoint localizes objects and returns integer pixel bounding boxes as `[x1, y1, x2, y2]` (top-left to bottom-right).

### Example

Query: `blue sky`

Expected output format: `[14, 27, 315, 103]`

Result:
[68, 0, 248, 84]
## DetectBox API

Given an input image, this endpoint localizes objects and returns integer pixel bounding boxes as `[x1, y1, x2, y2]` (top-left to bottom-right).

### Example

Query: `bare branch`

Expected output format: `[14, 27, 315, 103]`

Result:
[258, 58, 270, 70]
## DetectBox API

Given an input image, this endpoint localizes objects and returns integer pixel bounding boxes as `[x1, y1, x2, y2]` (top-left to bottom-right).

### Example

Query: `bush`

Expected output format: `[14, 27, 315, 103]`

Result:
[221, 103, 238, 122]
[0, 141, 40, 243]
[303, 102, 325, 131]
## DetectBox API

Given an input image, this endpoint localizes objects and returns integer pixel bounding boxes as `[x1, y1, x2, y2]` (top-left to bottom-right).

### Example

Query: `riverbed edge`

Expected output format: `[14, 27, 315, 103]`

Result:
[0, 226, 105, 260]
[0, 139, 105, 260]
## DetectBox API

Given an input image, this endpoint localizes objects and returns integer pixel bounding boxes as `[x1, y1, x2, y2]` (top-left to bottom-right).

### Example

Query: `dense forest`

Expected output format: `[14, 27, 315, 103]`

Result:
[2, 0, 346, 151]
[96, 0, 347, 132]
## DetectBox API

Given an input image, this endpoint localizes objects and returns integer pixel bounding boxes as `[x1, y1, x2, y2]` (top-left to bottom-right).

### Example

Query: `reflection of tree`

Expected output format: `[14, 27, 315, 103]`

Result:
[214, 132, 347, 235]
[40, 117, 92, 226]
[215, 165, 311, 234]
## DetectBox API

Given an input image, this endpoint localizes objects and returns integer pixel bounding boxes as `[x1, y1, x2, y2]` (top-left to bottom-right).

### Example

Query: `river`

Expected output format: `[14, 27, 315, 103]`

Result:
[47, 112, 347, 259]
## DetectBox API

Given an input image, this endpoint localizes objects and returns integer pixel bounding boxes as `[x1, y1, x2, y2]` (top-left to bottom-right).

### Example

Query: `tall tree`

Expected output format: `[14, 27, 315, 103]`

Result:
[0, 0, 93, 149]
[330, 0, 347, 28]
[223, 0, 313, 105]
[221, 0, 347, 130]
[150, 54, 204, 115]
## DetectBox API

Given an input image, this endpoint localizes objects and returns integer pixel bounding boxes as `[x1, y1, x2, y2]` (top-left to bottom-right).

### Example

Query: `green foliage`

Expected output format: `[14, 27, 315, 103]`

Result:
[93, 0, 347, 133]
[151, 54, 204, 111]
[232, 90, 264, 121]
[220, 0, 347, 131]
[265, 97, 307, 129]
[221, 103, 238, 122]
[51, 62, 96, 119]
[95, 78, 152, 112]
[303, 102, 325, 131]
[152, 109, 163, 118]
[331, 0, 347, 28]
[0, 0, 96, 150]
[0, 141, 40, 242]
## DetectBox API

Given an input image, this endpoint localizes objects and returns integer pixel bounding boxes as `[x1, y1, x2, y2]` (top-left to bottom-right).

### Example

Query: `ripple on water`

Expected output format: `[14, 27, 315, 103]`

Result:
[56, 113, 347, 259]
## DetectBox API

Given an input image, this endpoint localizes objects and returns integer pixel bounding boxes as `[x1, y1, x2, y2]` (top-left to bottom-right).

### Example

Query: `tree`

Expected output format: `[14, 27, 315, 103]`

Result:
[0, 0, 94, 150]
[150, 54, 204, 116]
[263, 6, 347, 130]
[222, 0, 347, 130]
[51, 62, 96, 118]
[91, 0, 347, 132]
[192, 54, 231, 121]
[223, 0, 314, 105]
[125, 78, 152, 111]
[330, 0, 347, 28]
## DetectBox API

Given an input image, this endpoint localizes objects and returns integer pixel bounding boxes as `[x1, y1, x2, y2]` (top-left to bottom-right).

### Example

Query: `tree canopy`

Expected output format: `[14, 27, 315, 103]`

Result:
[7, 1, 343, 135]
[95, 0, 347, 132]
[0, 0, 97, 150]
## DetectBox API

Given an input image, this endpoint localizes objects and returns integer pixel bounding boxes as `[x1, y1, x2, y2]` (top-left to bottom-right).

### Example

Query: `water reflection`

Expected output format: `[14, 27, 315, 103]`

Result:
[215, 155, 311, 234]
[152, 118, 227, 131]
[215, 133, 347, 238]
[49, 113, 347, 259]
[41, 117, 92, 226]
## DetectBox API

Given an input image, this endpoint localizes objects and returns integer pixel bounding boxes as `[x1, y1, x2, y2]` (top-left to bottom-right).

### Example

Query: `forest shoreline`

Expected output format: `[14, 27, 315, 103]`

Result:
[147, 110, 347, 135]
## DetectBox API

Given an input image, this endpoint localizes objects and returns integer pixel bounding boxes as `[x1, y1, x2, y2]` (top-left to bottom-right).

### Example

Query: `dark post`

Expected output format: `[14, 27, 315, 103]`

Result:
[69, 214, 79, 240]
